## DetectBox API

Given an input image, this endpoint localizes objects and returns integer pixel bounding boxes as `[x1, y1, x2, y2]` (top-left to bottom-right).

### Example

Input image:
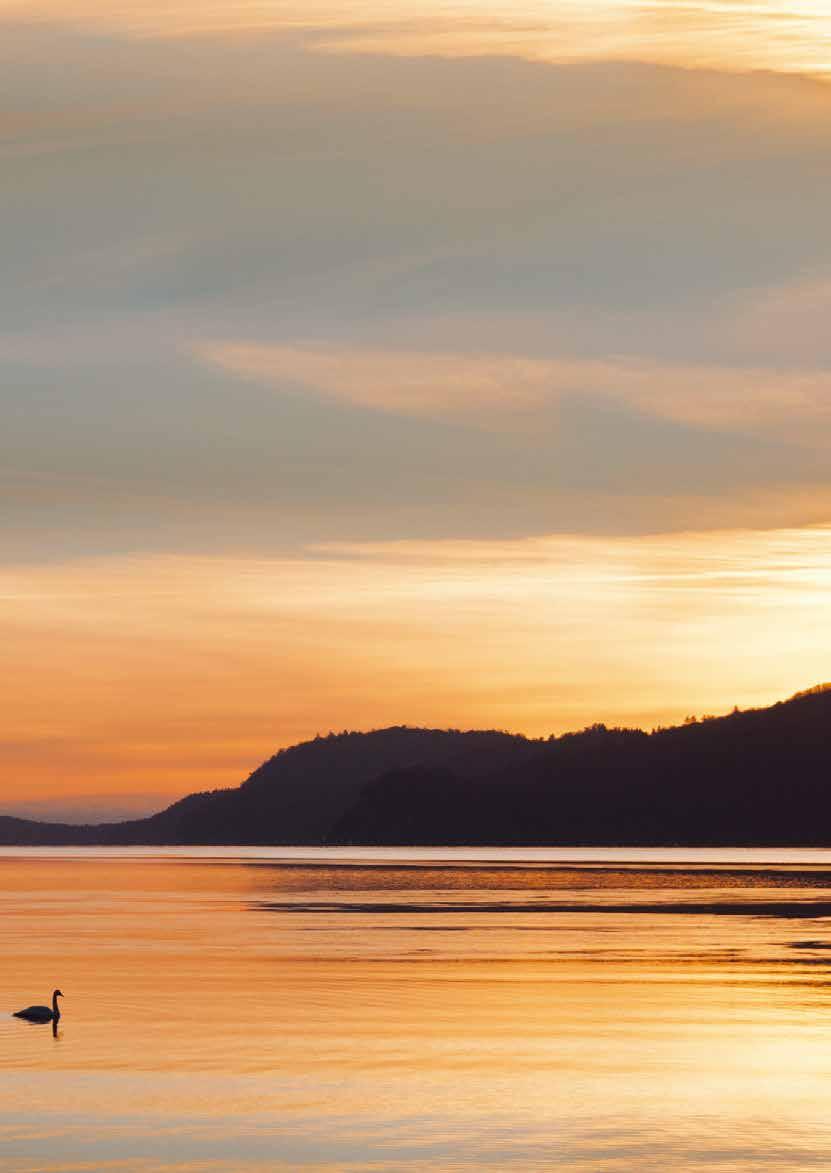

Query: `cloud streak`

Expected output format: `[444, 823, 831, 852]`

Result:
[200, 341, 831, 438]
[4, 1, 831, 78]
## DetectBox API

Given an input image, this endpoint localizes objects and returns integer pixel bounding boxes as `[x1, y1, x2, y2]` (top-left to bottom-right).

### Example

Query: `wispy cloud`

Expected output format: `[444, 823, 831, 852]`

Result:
[200, 340, 831, 438]
[4, 1, 831, 78]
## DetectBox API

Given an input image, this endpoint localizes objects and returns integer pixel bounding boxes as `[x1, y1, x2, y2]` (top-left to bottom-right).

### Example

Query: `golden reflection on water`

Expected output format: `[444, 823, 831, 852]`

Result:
[4, 850, 831, 1170]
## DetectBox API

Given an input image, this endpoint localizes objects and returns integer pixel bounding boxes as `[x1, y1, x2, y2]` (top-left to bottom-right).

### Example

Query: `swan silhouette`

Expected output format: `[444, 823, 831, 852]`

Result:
[13, 989, 63, 1024]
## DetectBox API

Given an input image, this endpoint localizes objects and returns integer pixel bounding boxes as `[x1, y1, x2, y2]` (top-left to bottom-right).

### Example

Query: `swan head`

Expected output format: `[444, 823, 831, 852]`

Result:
[53, 989, 63, 999]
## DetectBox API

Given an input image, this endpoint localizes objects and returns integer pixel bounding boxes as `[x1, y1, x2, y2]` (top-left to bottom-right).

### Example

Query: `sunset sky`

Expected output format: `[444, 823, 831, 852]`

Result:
[2, 1, 831, 820]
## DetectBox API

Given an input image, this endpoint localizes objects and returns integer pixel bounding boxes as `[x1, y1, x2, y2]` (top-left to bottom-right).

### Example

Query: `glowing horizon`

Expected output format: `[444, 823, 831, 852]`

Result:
[3, 525, 830, 818]
[3, 1, 831, 79]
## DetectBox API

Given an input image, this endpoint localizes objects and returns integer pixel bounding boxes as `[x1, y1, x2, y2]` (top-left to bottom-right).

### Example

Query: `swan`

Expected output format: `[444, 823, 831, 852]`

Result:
[13, 989, 63, 1024]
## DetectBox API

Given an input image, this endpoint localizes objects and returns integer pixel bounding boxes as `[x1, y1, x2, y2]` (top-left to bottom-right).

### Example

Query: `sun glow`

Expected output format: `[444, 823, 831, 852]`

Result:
[2, 0, 831, 77]
[2, 526, 830, 815]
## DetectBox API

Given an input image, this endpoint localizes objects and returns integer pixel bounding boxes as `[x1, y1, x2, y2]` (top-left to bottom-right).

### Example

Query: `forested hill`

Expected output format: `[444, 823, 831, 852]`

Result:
[0, 727, 536, 846]
[1, 687, 829, 846]
[334, 686, 831, 845]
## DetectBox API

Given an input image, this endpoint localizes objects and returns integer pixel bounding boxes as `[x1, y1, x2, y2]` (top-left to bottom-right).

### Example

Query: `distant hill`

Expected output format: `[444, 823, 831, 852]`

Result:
[0, 727, 535, 846]
[1, 688, 829, 846]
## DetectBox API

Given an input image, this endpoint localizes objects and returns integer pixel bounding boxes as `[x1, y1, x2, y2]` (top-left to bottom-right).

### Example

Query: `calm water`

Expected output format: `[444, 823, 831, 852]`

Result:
[5, 848, 831, 1171]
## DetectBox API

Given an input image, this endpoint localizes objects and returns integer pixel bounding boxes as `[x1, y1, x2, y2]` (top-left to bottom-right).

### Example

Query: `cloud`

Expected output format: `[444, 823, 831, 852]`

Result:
[729, 279, 831, 367]
[4, 33, 831, 330]
[2, 327, 829, 567]
[4, 1, 831, 79]
[2, 27, 831, 559]
[199, 341, 831, 440]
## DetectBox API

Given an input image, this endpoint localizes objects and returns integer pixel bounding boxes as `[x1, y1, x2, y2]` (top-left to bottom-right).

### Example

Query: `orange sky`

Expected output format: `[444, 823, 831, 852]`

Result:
[1, 1, 830, 819]
[3, 527, 831, 818]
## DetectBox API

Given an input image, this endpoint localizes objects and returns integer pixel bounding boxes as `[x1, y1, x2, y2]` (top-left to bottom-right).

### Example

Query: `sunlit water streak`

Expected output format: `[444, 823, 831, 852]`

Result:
[4, 847, 831, 1171]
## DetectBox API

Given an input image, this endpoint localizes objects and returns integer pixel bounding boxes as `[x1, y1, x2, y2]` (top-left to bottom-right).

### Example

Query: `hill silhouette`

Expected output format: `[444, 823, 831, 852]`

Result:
[0, 727, 535, 846]
[1, 687, 829, 846]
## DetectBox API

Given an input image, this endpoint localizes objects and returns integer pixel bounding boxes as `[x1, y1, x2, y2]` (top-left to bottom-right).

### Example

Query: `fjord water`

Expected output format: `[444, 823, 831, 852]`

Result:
[4, 850, 831, 1171]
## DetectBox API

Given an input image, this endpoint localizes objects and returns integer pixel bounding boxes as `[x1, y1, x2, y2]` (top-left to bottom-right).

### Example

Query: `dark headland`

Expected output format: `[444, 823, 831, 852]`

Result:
[2, 685, 829, 847]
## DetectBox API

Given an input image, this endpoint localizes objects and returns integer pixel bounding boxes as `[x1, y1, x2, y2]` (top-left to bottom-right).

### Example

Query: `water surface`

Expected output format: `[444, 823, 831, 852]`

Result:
[4, 847, 831, 1171]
